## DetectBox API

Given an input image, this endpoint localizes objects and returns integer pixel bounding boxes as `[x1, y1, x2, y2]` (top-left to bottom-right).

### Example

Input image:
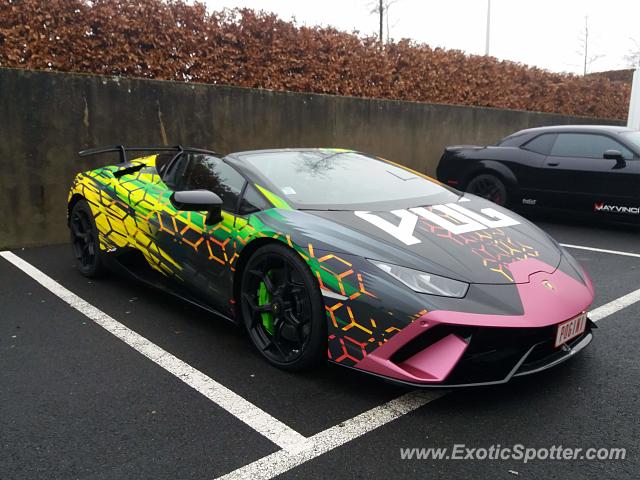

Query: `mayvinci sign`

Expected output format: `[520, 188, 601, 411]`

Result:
[355, 200, 520, 245]
[594, 203, 640, 215]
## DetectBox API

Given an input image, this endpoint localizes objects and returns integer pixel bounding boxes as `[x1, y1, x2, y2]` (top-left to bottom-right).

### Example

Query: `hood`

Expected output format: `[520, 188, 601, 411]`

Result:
[307, 194, 561, 285]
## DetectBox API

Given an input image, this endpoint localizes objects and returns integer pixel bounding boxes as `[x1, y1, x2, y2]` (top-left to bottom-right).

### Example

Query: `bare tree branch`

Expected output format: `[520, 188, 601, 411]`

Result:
[368, 0, 400, 46]
[576, 15, 604, 75]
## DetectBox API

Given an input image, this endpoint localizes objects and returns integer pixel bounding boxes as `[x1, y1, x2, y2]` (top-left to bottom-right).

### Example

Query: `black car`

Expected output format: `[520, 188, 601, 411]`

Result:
[436, 125, 640, 221]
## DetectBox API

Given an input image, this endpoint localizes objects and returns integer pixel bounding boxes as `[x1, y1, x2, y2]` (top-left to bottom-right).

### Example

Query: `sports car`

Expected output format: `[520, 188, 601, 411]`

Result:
[67, 146, 595, 386]
[437, 125, 640, 221]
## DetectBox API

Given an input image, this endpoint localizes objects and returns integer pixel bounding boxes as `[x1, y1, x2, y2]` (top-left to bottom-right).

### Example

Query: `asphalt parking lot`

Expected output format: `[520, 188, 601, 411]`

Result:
[1, 217, 639, 480]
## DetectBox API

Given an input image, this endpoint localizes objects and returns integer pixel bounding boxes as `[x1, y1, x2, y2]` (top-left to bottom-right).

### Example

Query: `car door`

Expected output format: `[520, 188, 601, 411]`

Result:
[156, 152, 247, 314]
[513, 132, 557, 207]
[541, 132, 638, 215]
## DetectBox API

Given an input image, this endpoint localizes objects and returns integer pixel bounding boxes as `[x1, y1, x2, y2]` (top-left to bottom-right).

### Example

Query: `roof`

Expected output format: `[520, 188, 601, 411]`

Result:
[513, 125, 634, 136]
[228, 148, 356, 159]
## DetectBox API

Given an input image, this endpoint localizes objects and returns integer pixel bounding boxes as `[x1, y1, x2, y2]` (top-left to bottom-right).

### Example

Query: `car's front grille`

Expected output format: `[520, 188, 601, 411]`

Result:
[517, 323, 594, 375]
[442, 325, 559, 385]
[385, 319, 593, 386]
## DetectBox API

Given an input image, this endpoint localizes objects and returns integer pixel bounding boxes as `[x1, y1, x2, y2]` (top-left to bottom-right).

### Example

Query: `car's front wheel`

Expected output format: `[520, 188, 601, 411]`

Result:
[466, 173, 508, 206]
[240, 243, 326, 371]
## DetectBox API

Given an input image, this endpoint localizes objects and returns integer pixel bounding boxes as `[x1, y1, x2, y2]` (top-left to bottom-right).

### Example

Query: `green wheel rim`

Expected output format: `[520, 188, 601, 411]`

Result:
[258, 274, 274, 335]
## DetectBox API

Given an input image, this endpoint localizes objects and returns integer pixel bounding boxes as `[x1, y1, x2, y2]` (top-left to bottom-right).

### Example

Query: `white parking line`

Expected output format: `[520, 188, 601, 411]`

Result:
[5, 247, 640, 480]
[560, 243, 640, 258]
[589, 288, 640, 322]
[217, 284, 640, 479]
[217, 390, 447, 480]
[560, 242, 640, 321]
[0, 251, 306, 453]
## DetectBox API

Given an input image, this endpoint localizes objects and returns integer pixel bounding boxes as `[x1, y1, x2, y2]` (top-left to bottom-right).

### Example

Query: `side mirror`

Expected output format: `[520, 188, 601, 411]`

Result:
[603, 149, 625, 162]
[170, 190, 223, 224]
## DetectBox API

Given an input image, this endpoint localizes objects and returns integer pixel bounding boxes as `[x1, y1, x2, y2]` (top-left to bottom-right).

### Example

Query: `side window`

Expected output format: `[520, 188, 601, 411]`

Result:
[521, 134, 557, 155]
[497, 134, 526, 147]
[239, 184, 270, 215]
[550, 134, 634, 160]
[182, 154, 246, 212]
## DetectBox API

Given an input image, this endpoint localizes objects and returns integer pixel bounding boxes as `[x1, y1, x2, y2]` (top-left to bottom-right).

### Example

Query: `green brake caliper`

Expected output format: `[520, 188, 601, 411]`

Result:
[258, 274, 274, 335]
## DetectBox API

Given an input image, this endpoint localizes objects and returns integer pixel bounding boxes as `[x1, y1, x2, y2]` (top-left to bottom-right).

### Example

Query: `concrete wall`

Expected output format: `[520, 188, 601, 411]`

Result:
[0, 67, 622, 249]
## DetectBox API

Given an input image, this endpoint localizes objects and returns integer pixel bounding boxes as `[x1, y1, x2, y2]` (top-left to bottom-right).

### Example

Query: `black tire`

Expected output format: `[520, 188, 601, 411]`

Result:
[69, 199, 106, 278]
[466, 173, 508, 206]
[240, 243, 326, 371]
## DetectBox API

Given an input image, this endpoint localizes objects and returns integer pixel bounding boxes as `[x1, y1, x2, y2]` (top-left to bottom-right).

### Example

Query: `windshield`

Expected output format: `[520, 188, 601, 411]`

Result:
[621, 131, 640, 150]
[241, 150, 457, 209]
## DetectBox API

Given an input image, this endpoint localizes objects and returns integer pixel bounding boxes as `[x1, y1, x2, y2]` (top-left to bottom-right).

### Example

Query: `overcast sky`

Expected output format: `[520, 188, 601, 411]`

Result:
[203, 0, 640, 75]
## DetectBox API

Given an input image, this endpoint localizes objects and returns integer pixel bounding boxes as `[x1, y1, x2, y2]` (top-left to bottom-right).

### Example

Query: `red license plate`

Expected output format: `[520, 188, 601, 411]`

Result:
[554, 312, 587, 348]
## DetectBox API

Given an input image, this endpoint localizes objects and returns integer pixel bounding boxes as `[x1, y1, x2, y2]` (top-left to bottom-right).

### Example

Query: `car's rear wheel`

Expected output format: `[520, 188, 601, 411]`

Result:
[466, 173, 508, 206]
[69, 199, 106, 278]
[240, 243, 326, 371]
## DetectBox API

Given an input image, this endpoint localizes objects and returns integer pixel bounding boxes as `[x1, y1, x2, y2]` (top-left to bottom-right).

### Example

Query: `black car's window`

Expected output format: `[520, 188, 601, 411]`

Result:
[521, 134, 557, 155]
[497, 133, 526, 147]
[239, 184, 270, 215]
[179, 154, 246, 212]
[550, 133, 634, 160]
[241, 150, 456, 208]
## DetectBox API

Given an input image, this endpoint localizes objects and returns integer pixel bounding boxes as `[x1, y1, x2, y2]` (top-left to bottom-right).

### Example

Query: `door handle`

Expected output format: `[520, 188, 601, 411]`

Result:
[547, 162, 560, 167]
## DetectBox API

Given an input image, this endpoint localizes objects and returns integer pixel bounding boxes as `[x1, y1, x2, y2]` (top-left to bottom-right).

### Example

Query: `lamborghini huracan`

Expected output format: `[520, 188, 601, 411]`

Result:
[67, 146, 595, 386]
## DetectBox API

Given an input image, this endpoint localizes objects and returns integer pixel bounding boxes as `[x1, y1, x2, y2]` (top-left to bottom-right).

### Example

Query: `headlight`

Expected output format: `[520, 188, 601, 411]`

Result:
[369, 260, 469, 298]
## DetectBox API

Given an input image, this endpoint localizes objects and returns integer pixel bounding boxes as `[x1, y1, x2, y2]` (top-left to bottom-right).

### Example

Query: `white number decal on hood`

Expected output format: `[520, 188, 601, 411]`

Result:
[355, 203, 520, 245]
[354, 209, 421, 245]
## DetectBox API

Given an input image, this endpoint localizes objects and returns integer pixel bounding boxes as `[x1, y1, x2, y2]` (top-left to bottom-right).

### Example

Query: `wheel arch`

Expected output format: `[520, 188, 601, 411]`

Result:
[232, 235, 326, 320]
[67, 193, 86, 224]
[462, 161, 520, 199]
[232, 237, 291, 317]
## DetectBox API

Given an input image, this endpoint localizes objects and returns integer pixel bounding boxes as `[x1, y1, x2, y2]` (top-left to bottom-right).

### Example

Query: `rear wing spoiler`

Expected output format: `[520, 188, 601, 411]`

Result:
[78, 145, 221, 164]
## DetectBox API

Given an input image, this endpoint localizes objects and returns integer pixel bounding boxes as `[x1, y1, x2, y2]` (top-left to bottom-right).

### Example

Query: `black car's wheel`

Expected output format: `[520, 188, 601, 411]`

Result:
[240, 243, 326, 371]
[69, 199, 106, 278]
[466, 173, 508, 206]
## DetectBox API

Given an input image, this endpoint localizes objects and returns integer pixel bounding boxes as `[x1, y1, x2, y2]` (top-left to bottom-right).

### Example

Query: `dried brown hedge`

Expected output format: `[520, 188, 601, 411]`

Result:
[0, 0, 630, 119]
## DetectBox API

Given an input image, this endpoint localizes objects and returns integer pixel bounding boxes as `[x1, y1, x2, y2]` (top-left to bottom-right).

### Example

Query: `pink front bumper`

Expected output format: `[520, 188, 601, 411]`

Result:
[354, 258, 595, 385]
